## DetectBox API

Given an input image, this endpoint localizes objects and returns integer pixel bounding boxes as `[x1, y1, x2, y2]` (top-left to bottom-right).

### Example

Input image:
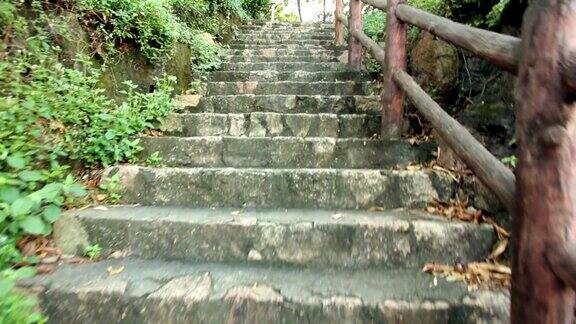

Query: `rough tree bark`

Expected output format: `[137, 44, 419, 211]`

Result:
[348, 0, 363, 69]
[381, 0, 406, 138]
[513, 0, 576, 323]
[335, 0, 344, 45]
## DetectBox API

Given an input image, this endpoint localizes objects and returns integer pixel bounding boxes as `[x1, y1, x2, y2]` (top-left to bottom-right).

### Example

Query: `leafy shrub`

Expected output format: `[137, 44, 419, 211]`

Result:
[1, 2, 177, 319]
[190, 33, 222, 74]
[242, 0, 272, 20]
[363, 9, 386, 41]
[77, 0, 186, 62]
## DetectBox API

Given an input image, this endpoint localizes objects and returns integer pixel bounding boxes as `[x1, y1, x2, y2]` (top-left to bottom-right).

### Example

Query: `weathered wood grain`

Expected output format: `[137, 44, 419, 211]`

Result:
[351, 29, 385, 65]
[348, 0, 363, 69]
[381, 0, 406, 138]
[335, 0, 345, 45]
[395, 4, 520, 73]
[394, 70, 516, 211]
[513, 0, 576, 322]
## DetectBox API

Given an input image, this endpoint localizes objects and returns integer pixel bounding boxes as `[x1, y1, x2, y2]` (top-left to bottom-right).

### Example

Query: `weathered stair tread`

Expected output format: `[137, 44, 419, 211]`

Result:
[207, 70, 368, 82]
[225, 55, 338, 63]
[138, 136, 434, 168]
[222, 48, 342, 56]
[160, 112, 381, 138]
[194, 94, 381, 114]
[66, 206, 496, 268]
[220, 61, 342, 71]
[22, 258, 510, 323]
[205, 81, 374, 95]
[106, 165, 455, 209]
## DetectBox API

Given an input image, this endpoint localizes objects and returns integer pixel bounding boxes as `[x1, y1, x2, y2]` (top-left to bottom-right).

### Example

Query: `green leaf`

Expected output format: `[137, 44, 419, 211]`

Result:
[67, 183, 87, 197]
[0, 279, 15, 296]
[42, 204, 61, 223]
[0, 186, 20, 203]
[13, 266, 36, 279]
[33, 183, 63, 201]
[19, 216, 47, 235]
[6, 155, 26, 170]
[11, 197, 34, 216]
[18, 170, 43, 182]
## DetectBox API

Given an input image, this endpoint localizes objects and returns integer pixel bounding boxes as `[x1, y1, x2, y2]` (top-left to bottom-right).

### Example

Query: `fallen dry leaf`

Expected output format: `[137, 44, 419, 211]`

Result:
[423, 261, 511, 290]
[107, 266, 125, 276]
[368, 206, 384, 212]
[489, 238, 509, 260]
[332, 213, 343, 220]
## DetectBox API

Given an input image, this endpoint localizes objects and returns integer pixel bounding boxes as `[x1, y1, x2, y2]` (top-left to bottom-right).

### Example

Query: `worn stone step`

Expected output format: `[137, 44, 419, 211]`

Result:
[222, 48, 342, 57]
[206, 81, 375, 96]
[235, 32, 333, 39]
[160, 112, 380, 138]
[22, 258, 510, 324]
[207, 70, 367, 82]
[105, 166, 455, 209]
[230, 39, 335, 46]
[235, 34, 333, 41]
[225, 55, 338, 63]
[62, 206, 496, 269]
[220, 61, 342, 72]
[227, 43, 346, 50]
[193, 95, 381, 114]
[240, 23, 333, 30]
[139, 136, 433, 168]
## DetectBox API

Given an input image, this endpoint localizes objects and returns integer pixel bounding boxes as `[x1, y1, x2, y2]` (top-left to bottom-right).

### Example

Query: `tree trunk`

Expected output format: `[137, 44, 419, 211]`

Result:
[513, 0, 576, 322]
[297, 0, 302, 22]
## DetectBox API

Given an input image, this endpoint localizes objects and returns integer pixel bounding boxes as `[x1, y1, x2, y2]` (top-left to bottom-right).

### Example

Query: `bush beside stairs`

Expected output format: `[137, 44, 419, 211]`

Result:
[22, 22, 509, 323]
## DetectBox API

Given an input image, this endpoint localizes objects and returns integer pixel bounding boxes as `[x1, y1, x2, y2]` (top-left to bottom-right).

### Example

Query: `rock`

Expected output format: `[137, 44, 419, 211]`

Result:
[410, 32, 459, 103]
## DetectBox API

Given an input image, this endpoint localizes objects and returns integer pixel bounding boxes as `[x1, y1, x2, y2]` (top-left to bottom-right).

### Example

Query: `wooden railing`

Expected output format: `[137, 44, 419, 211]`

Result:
[335, 0, 576, 322]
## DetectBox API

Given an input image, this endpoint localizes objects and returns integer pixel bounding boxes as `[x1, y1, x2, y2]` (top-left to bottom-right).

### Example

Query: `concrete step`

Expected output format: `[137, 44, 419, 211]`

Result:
[207, 70, 367, 82]
[104, 166, 455, 209]
[227, 43, 346, 50]
[139, 136, 434, 168]
[160, 112, 380, 138]
[220, 61, 342, 72]
[229, 39, 335, 46]
[225, 55, 338, 63]
[193, 95, 381, 114]
[62, 206, 496, 269]
[205, 81, 375, 96]
[22, 258, 510, 323]
[222, 48, 342, 57]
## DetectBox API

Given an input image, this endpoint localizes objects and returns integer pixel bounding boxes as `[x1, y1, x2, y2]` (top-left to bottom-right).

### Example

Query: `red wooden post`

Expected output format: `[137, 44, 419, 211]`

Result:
[348, 0, 363, 69]
[335, 0, 344, 45]
[513, 0, 576, 322]
[381, 0, 407, 138]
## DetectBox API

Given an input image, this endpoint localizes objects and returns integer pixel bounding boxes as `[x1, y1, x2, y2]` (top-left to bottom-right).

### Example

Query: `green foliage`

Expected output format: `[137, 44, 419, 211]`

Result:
[98, 174, 122, 203]
[501, 155, 517, 168]
[363, 9, 386, 41]
[242, 0, 272, 20]
[190, 33, 222, 74]
[0, 266, 45, 324]
[77, 0, 185, 62]
[84, 244, 102, 259]
[486, 0, 510, 27]
[145, 152, 164, 167]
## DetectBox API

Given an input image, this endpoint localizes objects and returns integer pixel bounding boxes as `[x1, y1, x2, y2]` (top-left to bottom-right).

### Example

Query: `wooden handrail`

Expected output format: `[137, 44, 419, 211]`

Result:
[394, 70, 516, 212]
[348, 0, 363, 69]
[335, 0, 576, 320]
[396, 4, 520, 73]
[335, 13, 385, 65]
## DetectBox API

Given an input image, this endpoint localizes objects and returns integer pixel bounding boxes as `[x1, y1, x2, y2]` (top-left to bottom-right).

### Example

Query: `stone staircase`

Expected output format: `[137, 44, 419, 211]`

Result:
[24, 22, 509, 323]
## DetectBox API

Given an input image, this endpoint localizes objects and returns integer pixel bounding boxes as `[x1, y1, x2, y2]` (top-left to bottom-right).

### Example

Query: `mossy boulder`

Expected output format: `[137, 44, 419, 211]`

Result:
[409, 32, 459, 104]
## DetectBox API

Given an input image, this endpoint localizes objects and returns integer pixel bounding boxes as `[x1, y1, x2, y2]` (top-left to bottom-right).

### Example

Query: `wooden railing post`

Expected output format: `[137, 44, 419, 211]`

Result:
[381, 0, 406, 138]
[512, 0, 576, 323]
[335, 0, 344, 45]
[348, 0, 363, 69]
